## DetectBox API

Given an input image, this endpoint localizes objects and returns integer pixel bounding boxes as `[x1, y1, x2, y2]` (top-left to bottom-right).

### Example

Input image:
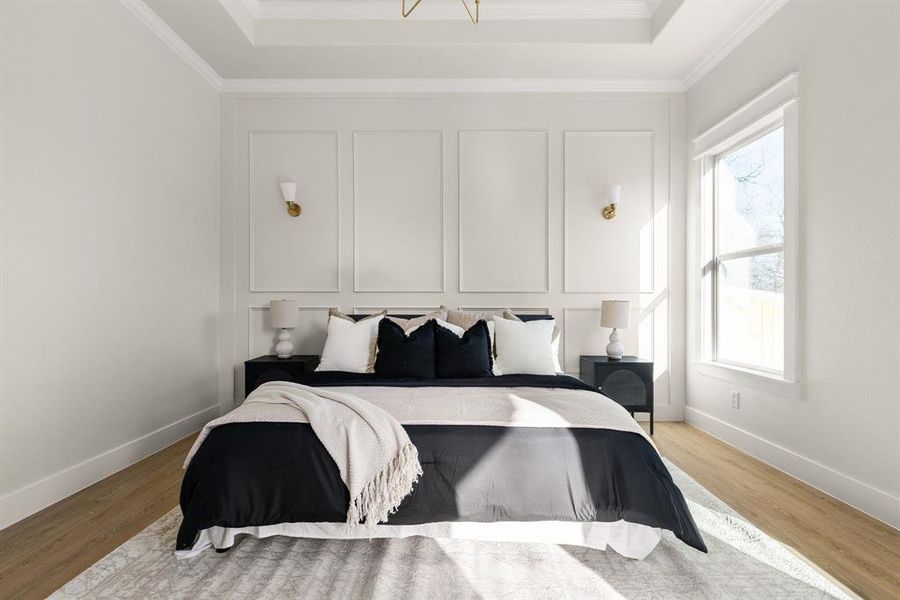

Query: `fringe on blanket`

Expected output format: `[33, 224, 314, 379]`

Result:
[346, 442, 423, 529]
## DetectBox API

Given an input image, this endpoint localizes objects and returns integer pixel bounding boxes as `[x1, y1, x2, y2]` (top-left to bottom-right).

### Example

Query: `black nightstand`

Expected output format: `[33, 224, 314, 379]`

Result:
[244, 355, 320, 398]
[580, 356, 654, 435]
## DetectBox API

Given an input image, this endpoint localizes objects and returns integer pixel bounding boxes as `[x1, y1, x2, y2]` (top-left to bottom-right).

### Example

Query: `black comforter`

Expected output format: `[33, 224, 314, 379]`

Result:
[177, 374, 706, 553]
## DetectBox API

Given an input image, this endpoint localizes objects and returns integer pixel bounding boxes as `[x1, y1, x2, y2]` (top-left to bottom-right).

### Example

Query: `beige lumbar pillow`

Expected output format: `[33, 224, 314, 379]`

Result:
[387, 308, 448, 333]
[446, 308, 498, 330]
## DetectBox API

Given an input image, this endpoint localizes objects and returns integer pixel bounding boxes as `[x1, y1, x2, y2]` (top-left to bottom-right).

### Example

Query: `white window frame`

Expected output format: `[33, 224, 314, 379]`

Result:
[692, 73, 799, 388]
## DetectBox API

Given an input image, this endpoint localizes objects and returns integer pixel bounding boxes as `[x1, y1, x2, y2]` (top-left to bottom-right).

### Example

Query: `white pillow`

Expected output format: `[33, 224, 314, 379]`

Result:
[550, 327, 563, 374]
[491, 315, 562, 374]
[492, 316, 557, 376]
[316, 313, 384, 373]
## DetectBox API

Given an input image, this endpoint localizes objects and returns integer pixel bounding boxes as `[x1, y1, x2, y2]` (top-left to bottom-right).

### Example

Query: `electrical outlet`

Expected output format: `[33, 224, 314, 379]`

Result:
[731, 391, 741, 409]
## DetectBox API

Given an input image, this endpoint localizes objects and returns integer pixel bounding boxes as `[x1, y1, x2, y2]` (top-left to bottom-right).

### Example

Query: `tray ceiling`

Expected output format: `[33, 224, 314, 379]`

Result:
[142, 0, 785, 84]
[242, 0, 663, 20]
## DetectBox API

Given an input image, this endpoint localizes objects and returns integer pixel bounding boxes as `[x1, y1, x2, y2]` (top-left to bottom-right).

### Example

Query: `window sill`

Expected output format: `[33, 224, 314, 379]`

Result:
[691, 360, 802, 398]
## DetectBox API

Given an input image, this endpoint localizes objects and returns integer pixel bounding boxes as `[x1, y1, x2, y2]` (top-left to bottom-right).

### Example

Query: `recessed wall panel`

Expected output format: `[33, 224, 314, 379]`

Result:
[354, 131, 444, 292]
[564, 132, 654, 293]
[353, 306, 444, 316]
[250, 132, 340, 292]
[562, 306, 647, 373]
[459, 131, 549, 292]
[248, 306, 330, 357]
[458, 307, 550, 316]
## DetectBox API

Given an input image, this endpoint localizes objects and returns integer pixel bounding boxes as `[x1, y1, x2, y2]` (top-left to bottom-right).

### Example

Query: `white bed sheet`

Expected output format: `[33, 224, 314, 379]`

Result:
[177, 519, 662, 561]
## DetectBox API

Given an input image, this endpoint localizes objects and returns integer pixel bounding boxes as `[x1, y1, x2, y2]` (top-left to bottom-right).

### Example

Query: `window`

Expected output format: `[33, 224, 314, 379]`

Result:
[713, 126, 785, 373]
[693, 73, 798, 384]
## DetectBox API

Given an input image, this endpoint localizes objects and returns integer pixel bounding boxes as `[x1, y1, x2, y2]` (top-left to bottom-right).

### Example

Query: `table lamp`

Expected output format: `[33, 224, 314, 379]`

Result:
[601, 300, 631, 360]
[269, 299, 299, 359]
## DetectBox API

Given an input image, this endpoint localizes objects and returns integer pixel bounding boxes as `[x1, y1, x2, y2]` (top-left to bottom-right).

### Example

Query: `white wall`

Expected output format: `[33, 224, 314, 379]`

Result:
[220, 93, 686, 417]
[0, 1, 221, 527]
[685, 0, 900, 527]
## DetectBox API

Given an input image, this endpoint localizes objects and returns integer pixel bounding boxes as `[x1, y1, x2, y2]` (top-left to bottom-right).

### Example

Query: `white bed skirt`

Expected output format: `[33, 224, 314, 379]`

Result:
[176, 520, 662, 561]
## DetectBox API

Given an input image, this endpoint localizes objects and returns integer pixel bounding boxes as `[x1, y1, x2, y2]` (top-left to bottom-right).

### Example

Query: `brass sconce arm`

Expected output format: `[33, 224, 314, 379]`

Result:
[285, 201, 302, 217]
[602, 203, 617, 220]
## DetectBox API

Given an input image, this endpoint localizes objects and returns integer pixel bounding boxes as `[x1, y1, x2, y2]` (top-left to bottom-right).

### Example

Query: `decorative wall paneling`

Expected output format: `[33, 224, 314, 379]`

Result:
[225, 95, 680, 416]
[457, 307, 551, 316]
[458, 130, 550, 293]
[563, 131, 655, 293]
[248, 131, 340, 292]
[353, 131, 445, 292]
[248, 305, 331, 356]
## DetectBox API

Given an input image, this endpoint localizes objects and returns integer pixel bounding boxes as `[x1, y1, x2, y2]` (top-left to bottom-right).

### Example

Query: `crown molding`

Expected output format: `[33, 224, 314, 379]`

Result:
[115, 0, 684, 97]
[220, 78, 685, 94]
[237, 0, 656, 21]
[683, 0, 788, 90]
[120, 0, 223, 90]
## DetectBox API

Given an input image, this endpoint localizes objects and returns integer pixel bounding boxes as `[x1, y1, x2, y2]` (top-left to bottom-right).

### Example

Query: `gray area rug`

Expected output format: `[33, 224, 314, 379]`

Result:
[51, 459, 853, 599]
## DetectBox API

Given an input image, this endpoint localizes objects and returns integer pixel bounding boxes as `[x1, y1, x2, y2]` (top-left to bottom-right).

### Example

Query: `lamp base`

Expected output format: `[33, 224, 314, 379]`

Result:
[606, 328, 624, 360]
[275, 328, 294, 359]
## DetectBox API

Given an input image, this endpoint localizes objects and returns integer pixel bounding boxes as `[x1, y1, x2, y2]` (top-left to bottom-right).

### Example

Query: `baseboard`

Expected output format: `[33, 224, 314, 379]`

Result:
[636, 404, 684, 422]
[684, 406, 900, 530]
[0, 404, 221, 529]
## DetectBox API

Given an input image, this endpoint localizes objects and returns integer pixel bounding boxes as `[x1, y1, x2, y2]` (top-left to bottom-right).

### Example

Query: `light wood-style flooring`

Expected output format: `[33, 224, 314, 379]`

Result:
[1, 423, 897, 599]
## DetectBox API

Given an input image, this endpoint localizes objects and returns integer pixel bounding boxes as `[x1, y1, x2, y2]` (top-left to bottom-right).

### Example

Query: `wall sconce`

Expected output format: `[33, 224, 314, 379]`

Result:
[602, 185, 622, 220]
[280, 181, 301, 217]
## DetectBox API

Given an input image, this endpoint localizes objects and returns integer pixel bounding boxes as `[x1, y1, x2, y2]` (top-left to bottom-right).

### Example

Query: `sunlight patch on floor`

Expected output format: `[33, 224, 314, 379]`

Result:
[433, 537, 628, 599]
[687, 500, 850, 599]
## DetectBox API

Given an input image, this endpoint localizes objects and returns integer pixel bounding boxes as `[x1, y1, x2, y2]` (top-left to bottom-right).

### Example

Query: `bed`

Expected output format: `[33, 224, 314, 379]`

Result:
[176, 371, 706, 560]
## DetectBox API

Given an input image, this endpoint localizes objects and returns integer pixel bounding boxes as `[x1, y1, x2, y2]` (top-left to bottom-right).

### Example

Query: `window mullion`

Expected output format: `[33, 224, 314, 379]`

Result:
[711, 160, 719, 364]
[716, 243, 785, 262]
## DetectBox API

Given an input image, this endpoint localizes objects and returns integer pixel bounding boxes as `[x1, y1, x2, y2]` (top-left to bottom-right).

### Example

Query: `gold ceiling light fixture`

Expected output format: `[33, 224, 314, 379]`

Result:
[402, 0, 481, 24]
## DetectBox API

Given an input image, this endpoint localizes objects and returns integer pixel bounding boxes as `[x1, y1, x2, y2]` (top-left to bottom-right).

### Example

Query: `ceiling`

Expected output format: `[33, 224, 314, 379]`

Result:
[142, 0, 785, 87]
[246, 0, 665, 21]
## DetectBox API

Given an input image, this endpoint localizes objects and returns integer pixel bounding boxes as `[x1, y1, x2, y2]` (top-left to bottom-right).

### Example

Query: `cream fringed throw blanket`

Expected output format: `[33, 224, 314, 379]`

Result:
[184, 382, 423, 528]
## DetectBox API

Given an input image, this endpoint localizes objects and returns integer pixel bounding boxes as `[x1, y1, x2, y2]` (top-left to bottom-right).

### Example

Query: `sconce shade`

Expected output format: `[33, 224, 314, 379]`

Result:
[601, 300, 631, 329]
[280, 182, 297, 204]
[269, 299, 299, 329]
[608, 185, 622, 205]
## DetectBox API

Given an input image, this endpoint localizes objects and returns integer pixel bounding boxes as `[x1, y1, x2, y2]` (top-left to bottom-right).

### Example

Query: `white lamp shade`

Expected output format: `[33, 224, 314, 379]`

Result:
[280, 181, 297, 204]
[601, 300, 631, 329]
[608, 185, 622, 204]
[269, 300, 299, 329]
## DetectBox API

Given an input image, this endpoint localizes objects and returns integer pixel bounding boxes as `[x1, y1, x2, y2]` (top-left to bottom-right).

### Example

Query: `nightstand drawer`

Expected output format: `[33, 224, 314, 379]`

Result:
[597, 369, 651, 409]
[580, 355, 654, 434]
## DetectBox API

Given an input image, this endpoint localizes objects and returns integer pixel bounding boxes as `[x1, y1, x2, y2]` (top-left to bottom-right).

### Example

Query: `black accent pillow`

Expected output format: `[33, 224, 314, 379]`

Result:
[374, 318, 436, 379]
[435, 320, 494, 378]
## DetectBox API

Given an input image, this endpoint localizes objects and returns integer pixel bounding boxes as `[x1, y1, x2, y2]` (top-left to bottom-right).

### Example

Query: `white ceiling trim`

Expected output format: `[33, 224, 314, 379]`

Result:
[116, 2, 682, 94]
[220, 78, 685, 94]
[123, 0, 781, 96]
[120, 0, 223, 89]
[238, 0, 656, 21]
[219, 0, 256, 43]
[683, 0, 788, 89]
